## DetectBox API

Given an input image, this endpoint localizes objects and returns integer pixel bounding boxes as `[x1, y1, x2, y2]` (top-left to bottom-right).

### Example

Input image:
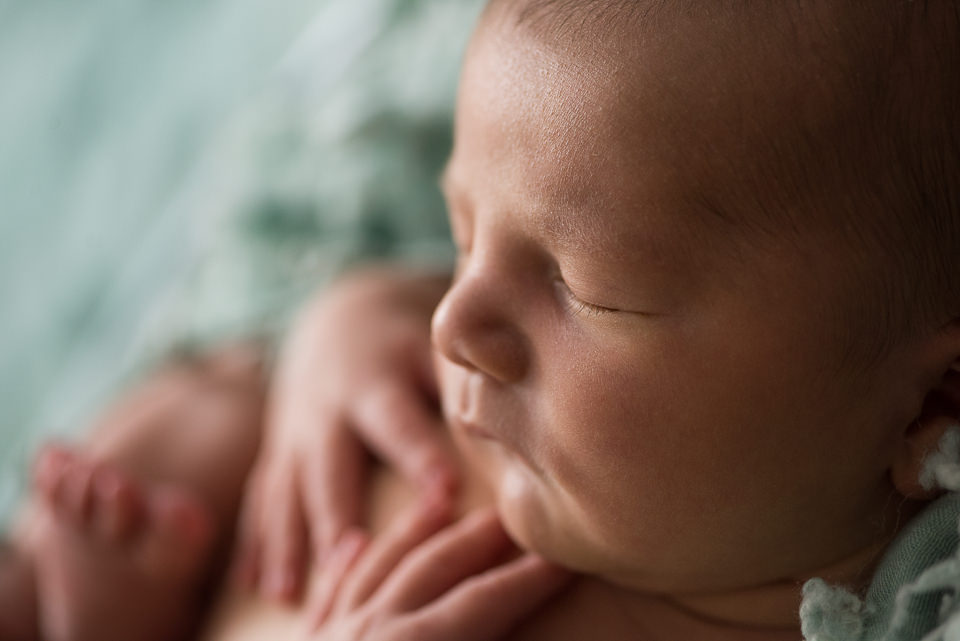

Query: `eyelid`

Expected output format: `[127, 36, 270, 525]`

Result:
[554, 277, 619, 316]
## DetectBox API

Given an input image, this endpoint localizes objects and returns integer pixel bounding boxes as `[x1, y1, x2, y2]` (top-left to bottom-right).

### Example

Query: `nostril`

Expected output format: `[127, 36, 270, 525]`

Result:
[440, 322, 529, 383]
[442, 334, 481, 371]
[475, 327, 529, 383]
[430, 279, 528, 383]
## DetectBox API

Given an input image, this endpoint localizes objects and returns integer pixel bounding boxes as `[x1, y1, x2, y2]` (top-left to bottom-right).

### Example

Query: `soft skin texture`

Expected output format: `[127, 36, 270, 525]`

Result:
[431, 5, 960, 627]
[236, 269, 458, 606]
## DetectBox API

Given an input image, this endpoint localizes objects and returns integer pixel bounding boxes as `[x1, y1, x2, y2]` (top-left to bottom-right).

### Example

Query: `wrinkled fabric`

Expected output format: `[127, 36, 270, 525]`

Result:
[0, 0, 482, 527]
[801, 429, 960, 641]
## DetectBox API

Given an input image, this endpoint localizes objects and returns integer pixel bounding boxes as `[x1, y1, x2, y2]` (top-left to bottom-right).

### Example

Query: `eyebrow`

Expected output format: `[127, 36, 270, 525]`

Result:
[440, 162, 648, 259]
[437, 159, 699, 276]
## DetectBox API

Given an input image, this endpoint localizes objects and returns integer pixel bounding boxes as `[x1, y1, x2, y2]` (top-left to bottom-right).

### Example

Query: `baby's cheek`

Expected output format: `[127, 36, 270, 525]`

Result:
[533, 378, 725, 568]
[545, 376, 673, 502]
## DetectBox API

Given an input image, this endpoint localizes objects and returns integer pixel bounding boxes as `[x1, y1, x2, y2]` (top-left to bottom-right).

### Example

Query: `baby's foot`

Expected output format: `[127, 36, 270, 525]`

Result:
[30, 444, 216, 641]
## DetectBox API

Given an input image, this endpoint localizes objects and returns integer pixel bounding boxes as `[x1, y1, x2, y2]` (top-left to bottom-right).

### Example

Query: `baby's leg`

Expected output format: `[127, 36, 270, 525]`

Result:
[19, 344, 267, 641]
[0, 536, 39, 641]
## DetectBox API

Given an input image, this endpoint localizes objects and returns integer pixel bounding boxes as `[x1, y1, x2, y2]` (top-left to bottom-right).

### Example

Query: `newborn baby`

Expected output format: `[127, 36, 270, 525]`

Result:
[4, 1, 960, 640]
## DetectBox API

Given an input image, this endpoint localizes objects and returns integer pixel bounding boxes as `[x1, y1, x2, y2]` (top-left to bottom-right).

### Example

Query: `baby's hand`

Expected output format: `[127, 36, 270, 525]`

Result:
[306, 504, 572, 641]
[234, 267, 459, 603]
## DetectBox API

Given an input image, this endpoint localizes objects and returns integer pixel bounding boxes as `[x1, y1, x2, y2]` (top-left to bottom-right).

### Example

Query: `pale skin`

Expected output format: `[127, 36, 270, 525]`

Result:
[5, 2, 960, 640]
[428, 5, 960, 631]
[1, 347, 267, 641]
[2, 274, 566, 641]
[1, 321, 567, 641]
[214, 5, 960, 640]
[234, 268, 461, 605]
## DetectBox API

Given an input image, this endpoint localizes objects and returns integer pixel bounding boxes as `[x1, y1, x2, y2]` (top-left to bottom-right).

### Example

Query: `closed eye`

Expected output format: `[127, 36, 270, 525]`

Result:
[554, 278, 619, 317]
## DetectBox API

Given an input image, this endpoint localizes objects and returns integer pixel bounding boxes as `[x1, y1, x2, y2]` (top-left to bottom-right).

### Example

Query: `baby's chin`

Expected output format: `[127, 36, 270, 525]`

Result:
[489, 460, 683, 592]
[490, 462, 604, 574]
[493, 463, 553, 549]
[452, 424, 641, 580]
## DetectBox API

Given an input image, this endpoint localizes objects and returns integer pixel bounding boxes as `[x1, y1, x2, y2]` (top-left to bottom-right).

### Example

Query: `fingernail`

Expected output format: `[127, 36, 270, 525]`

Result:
[425, 464, 457, 491]
[341, 529, 365, 552]
[421, 489, 454, 521]
[317, 532, 346, 568]
[317, 544, 332, 567]
[334, 529, 367, 563]
[265, 569, 295, 600]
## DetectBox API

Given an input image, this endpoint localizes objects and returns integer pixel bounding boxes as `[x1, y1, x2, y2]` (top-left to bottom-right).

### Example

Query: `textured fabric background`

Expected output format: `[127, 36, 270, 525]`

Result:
[0, 0, 482, 528]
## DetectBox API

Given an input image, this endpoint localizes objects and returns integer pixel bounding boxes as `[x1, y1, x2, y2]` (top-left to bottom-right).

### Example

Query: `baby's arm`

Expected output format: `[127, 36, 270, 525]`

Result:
[235, 265, 460, 608]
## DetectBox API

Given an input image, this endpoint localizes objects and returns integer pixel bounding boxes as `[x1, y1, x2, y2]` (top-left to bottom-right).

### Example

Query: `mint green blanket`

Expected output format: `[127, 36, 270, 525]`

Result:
[801, 430, 960, 640]
[0, 0, 482, 527]
[6, 6, 958, 640]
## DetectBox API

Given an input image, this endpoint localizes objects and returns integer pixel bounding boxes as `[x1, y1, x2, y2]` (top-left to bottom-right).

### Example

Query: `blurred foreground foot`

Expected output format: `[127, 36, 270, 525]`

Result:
[30, 444, 215, 641]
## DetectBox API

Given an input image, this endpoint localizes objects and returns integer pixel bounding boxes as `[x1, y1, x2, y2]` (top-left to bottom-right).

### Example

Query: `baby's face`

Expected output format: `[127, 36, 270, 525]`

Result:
[432, 15, 918, 593]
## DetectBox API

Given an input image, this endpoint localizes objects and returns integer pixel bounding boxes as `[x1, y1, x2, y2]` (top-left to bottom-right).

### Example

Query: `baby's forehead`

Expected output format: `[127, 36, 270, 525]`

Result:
[479, 1, 909, 232]
[464, 0, 960, 362]
[469, 12, 800, 214]
[480, 0, 902, 131]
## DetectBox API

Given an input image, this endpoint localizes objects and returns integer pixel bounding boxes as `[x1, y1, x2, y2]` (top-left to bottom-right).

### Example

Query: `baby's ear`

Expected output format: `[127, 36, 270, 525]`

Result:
[891, 357, 960, 499]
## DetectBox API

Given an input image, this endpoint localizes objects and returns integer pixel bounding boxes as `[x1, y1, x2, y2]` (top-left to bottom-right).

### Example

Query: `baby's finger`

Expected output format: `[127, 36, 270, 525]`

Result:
[351, 380, 459, 496]
[306, 528, 369, 630]
[405, 554, 572, 641]
[259, 466, 308, 602]
[331, 490, 453, 616]
[373, 508, 512, 612]
[303, 420, 367, 565]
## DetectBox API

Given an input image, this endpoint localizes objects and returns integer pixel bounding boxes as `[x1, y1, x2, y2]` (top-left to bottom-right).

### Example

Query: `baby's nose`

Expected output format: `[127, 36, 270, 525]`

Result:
[431, 272, 529, 384]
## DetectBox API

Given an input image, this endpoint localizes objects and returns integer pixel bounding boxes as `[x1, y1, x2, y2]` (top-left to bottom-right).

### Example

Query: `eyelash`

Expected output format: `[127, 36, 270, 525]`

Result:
[556, 279, 616, 317]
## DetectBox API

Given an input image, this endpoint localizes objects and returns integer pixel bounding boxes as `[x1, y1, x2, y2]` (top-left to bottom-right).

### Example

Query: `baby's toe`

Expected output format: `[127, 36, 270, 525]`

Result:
[61, 460, 96, 527]
[32, 444, 71, 504]
[35, 446, 97, 529]
[90, 466, 143, 543]
[139, 488, 215, 580]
